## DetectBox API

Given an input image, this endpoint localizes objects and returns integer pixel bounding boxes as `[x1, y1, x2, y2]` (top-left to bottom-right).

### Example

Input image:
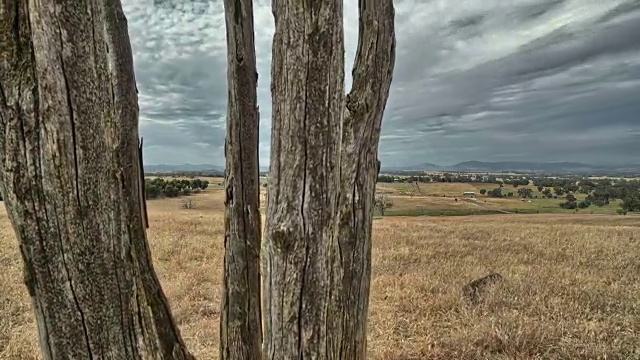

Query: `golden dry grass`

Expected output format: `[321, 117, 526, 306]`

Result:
[377, 181, 503, 196]
[1, 189, 639, 359]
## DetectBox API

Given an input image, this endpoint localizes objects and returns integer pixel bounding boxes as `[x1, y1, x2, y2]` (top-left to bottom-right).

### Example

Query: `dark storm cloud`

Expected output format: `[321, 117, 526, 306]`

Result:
[382, 0, 640, 166]
[597, 0, 640, 24]
[123, 0, 640, 166]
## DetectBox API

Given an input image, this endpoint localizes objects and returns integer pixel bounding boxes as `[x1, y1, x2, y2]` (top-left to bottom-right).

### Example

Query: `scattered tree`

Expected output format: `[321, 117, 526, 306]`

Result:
[566, 184, 579, 193]
[164, 185, 180, 198]
[620, 193, 640, 212]
[560, 192, 579, 209]
[578, 200, 591, 209]
[374, 194, 394, 216]
[145, 183, 162, 199]
[488, 188, 503, 198]
[480, 188, 487, 195]
[586, 189, 610, 207]
[578, 181, 595, 194]
[517, 188, 533, 198]
[182, 198, 196, 209]
[560, 201, 578, 209]
[190, 178, 209, 190]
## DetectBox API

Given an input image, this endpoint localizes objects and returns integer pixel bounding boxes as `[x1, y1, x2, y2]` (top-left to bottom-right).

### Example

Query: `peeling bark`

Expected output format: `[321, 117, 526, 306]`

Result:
[220, 0, 263, 357]
[262, 0, 345, 358]
[335, 0, 396, 358]
[0, 1, 193, 359]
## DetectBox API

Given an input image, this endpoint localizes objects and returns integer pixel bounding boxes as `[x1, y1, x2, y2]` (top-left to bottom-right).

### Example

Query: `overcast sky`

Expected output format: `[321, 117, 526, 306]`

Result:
[123, 0, 640, 167]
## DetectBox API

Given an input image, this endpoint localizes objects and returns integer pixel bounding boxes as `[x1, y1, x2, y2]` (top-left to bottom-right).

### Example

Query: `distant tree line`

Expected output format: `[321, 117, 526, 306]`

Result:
[145, 177, 209, 199]
[1, 178, 212, 202]
[389, 173, 543, 186]
[376, 173, 528, 184]
[377, 174, 432, 183]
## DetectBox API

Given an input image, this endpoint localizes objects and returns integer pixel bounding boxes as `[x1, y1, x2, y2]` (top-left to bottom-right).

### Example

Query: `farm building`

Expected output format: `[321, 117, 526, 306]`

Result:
[463, 191, 476, 197]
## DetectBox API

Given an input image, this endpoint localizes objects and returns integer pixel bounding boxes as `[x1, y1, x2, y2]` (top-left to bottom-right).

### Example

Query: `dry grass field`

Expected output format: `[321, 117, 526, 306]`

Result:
[1, 185, 639, 359]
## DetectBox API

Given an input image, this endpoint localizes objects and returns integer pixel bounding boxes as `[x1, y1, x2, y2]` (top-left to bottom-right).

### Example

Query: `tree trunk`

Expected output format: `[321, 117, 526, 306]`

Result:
[0, 1, 193, 359]
[220, 0, 263, 357]
[334, 0, 396, 358]
[262, 0, 345, 357]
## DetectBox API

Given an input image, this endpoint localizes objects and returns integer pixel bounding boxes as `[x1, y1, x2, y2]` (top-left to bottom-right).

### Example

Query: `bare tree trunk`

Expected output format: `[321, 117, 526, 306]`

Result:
[220, 0, 262, 357]
[0, 1, 193, 359]
[334, 0, 396, 358]
[262, 0, 345, 357]
[139, 138, 150, 229]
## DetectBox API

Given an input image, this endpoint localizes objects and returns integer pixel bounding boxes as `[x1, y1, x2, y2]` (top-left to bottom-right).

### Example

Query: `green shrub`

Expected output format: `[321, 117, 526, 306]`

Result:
[577, 200, 591, 209]
[560, 201, 577, 209]
[164, 185, 179, 198]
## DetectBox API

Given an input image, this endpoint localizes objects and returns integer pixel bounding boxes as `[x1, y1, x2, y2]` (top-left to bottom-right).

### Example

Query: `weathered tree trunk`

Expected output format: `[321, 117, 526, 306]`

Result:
[334, 0, 396, 358]
[220, 0, 263, 357]
[139, 138, 149, 229]
[0, 1, 193, 359]
[262, 0, 345, 357]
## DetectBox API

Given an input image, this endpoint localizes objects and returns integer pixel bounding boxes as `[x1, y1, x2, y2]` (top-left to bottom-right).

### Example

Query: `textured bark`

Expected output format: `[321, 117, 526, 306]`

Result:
[138, 138, 149, 229]
[0, 1, 193, 359]
[219, 0, 263, 357]
[262, 0, 345, 358]
[335, 0, 396, 358]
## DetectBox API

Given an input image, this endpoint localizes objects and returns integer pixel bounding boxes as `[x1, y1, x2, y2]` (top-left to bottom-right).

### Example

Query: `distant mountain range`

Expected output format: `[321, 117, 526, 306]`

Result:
[145, 161, 640, 175]
[382, 161, 640, 174]
[144, 163, 225, 173]
[144, 163, 270, 174]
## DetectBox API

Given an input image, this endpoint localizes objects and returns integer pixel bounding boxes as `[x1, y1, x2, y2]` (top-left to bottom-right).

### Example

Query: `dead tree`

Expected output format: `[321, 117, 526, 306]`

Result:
[412, 180, 422, 197]
[334, 0, 396, 357]
[374, 194, 394, 216]
[0, 1, 192, 359]
[262, 0, 345, 357]
[263, 0, 396, 358]
[220, 0, 263, 357]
